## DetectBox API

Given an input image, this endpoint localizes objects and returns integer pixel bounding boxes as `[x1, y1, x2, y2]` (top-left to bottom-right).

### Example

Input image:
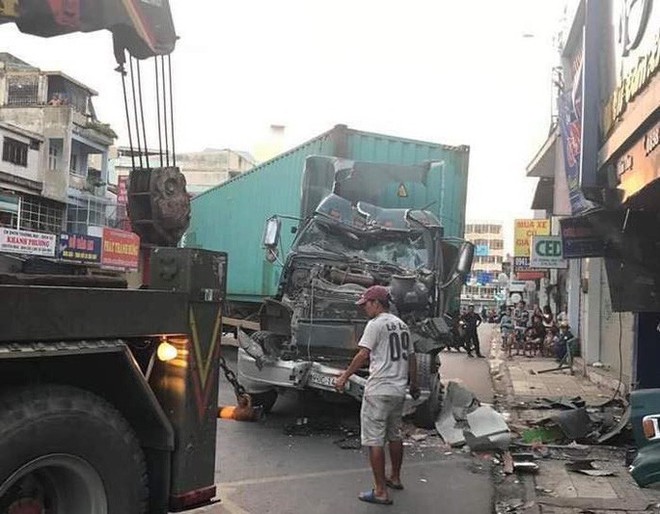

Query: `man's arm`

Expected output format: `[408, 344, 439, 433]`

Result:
[335, 348, 370, 392]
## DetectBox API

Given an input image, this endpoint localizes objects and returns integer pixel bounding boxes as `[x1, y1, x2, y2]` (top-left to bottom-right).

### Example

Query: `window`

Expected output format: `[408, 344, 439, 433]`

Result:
[71, 154, 78, 173]
[7, 76, 39, 106]
[49, 145, 59, 171]
[19, 195, 64, 234]
[2, 137, 28, 167]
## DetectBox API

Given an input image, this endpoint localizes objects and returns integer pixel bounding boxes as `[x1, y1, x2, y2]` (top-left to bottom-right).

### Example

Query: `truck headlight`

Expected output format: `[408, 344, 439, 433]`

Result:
[157, 340, 178, 362]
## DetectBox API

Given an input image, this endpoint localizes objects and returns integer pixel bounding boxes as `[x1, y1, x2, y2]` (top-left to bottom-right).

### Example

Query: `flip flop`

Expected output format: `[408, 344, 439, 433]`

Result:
[358, 490, 393, 505]
[386, 479, 404, 490]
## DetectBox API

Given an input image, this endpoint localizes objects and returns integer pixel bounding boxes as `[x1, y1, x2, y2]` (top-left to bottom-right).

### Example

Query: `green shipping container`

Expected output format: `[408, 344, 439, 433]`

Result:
[185, 125, 469, 304]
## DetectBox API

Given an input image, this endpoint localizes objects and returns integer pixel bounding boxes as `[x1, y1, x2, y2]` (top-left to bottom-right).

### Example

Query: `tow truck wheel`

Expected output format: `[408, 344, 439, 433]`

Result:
[0, 385, 148, 514]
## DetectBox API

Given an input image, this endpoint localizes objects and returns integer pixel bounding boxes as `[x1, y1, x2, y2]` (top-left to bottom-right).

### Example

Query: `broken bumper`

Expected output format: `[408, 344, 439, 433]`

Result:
[236, 348, 429, 411]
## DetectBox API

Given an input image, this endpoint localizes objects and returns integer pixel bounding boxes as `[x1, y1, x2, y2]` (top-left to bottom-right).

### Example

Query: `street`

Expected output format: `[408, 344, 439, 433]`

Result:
[196, 326, 495, 514]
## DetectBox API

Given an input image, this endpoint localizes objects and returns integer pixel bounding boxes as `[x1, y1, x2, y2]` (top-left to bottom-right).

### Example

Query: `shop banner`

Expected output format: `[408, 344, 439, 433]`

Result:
[58, 232, 102, 264]
[557, 90, 596, 215]
[101, 227, 140, 269]
[0, 227, 56, 256]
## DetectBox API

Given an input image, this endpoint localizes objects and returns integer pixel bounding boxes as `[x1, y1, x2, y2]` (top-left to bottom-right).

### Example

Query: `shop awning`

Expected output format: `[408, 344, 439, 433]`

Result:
[531, 177, 554, 211]
[526, 129, 558, 178]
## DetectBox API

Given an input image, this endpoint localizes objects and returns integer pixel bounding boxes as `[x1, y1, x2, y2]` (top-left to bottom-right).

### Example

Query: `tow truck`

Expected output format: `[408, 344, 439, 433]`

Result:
[0, 1, 225, 512]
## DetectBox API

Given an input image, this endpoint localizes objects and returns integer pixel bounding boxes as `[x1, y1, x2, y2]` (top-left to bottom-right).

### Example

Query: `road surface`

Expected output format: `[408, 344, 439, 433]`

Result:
[191, 324, 495, 514]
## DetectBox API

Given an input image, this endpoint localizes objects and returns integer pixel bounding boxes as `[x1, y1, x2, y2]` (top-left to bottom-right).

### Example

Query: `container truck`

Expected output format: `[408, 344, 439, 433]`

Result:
[186, 127, 473, 426]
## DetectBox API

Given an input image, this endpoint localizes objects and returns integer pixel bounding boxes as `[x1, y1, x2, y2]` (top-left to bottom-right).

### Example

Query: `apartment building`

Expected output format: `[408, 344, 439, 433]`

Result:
[0, 53, 114, 237]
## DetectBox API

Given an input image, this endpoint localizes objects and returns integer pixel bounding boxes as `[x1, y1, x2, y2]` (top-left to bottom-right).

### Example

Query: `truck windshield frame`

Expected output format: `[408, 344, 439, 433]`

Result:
[293, 219, 435, 270]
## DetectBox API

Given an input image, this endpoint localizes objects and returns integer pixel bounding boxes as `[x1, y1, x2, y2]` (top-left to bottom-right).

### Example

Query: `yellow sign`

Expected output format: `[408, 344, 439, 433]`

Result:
[397, 183, 408, 198]
[514, 219, 550, 257]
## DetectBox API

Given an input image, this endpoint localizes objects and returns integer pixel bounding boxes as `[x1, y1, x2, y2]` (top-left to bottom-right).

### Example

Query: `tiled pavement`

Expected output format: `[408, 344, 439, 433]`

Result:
[486, 325, 660, 514]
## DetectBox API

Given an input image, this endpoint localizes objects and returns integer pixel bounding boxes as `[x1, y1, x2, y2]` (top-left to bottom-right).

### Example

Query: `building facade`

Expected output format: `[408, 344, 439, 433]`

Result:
[0, 53, 114, 237]
[526, 1, 660, 393]
[462, 221, 505, 307]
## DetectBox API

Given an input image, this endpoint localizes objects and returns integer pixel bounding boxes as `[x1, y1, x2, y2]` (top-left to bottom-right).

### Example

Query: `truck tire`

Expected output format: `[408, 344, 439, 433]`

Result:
[413, 353, 443, 429]
[0, 385, 148, 514]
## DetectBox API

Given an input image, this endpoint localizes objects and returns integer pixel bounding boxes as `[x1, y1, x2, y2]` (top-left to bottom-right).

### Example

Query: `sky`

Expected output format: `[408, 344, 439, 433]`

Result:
[0, 0, 569, 251]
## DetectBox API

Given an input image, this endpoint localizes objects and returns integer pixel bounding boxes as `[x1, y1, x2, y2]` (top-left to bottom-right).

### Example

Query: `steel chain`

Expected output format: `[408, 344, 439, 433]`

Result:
[218, 354, 247, 399]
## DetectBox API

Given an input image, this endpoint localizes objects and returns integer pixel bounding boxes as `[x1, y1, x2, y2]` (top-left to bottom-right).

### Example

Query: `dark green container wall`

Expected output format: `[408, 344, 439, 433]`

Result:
[186, 126, 469, 303]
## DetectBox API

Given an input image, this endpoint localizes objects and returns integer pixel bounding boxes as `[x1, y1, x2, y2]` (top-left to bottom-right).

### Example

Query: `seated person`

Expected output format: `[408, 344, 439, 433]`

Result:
[524, 314, 546, 357]
[554, 321, 575, 361]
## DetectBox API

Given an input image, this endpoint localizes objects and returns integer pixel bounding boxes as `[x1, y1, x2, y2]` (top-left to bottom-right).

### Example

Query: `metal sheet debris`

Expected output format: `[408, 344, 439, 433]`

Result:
[464, 405, 512, 451]
[550, 407, 592, 441]
[565, 459, 616, 477]
[435, 381, 479, 447]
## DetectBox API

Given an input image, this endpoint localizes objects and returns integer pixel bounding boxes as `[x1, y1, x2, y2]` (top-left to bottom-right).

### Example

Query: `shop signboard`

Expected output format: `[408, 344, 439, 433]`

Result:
[514, 219, 551, 257]
[513, 219, 550, 280]
[0, 227, 56, 256]
[530, 235, 567, 269]
[101, 227, 140, 269]
[615, 119, 660, 203]
[559, 215, 607, 259]
[603, 0, 660, 137]
[58, 232, 102, 264]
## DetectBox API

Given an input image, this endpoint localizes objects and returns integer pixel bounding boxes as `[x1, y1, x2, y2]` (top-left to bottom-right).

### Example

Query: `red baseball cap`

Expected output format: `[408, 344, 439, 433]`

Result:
[356, 285, 390, 305]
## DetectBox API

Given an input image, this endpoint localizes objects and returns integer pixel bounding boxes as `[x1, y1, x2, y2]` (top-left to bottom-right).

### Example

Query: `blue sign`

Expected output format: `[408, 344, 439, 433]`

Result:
[58, 232, 102, 264]
[475, 244, 489, 257]
[557, 91, 596, 215]
[477, 272, 492, 285]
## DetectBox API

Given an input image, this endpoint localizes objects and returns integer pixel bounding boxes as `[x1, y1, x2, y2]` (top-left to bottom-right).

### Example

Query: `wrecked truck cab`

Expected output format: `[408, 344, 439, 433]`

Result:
[238, 192, 472, 426]
[630, 389, 660, 487]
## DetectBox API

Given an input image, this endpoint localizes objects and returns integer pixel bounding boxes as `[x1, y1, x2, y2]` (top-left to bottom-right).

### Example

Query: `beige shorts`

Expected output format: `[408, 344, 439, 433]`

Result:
[360, 395, 405, 447]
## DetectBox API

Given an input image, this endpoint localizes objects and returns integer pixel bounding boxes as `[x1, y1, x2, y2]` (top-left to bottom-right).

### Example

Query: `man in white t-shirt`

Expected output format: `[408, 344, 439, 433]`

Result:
[335, 285, 419, 506]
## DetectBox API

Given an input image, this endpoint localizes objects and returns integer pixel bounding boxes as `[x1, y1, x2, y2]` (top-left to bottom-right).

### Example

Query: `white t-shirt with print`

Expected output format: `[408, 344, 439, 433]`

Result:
[358, 312, 413, 397]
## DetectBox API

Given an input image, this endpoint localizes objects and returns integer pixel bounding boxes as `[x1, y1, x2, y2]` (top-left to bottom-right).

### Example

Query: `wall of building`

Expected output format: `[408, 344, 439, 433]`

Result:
[599, 262, 635, 389]
[0, 127, 41, 183]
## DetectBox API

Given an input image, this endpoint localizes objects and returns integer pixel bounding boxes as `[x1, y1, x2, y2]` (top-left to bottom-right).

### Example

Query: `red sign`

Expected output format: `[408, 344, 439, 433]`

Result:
[516, 270, 547, 281]
[117, 175, 129, 205]
[101, 227, 140, 269]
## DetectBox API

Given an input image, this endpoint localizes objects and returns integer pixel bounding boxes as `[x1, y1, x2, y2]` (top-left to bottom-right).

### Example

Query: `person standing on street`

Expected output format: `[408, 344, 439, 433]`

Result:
[335, 285, 419, 506]
[461, 304, 484, 357]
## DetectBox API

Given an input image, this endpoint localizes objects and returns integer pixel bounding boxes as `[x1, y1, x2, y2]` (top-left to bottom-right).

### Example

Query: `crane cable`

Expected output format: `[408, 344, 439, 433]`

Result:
[118, 50, 177, 171]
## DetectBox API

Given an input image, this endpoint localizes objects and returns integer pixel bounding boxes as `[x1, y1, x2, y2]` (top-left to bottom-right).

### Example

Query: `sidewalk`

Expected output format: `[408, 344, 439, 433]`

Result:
[487, 325, 660, 514]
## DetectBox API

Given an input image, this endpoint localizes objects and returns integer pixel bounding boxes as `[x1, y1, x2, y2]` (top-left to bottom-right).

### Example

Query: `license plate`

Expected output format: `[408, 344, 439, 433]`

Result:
[309, 373, 337, 388]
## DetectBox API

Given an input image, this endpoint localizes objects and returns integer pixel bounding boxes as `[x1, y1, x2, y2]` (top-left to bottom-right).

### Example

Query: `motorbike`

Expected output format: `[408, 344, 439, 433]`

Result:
[443, 314, 470, 352]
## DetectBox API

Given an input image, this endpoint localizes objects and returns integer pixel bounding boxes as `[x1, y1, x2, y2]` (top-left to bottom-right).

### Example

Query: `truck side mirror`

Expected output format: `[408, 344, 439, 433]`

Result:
[262, 217, 281, 248]
[456, 242, 474, 277]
